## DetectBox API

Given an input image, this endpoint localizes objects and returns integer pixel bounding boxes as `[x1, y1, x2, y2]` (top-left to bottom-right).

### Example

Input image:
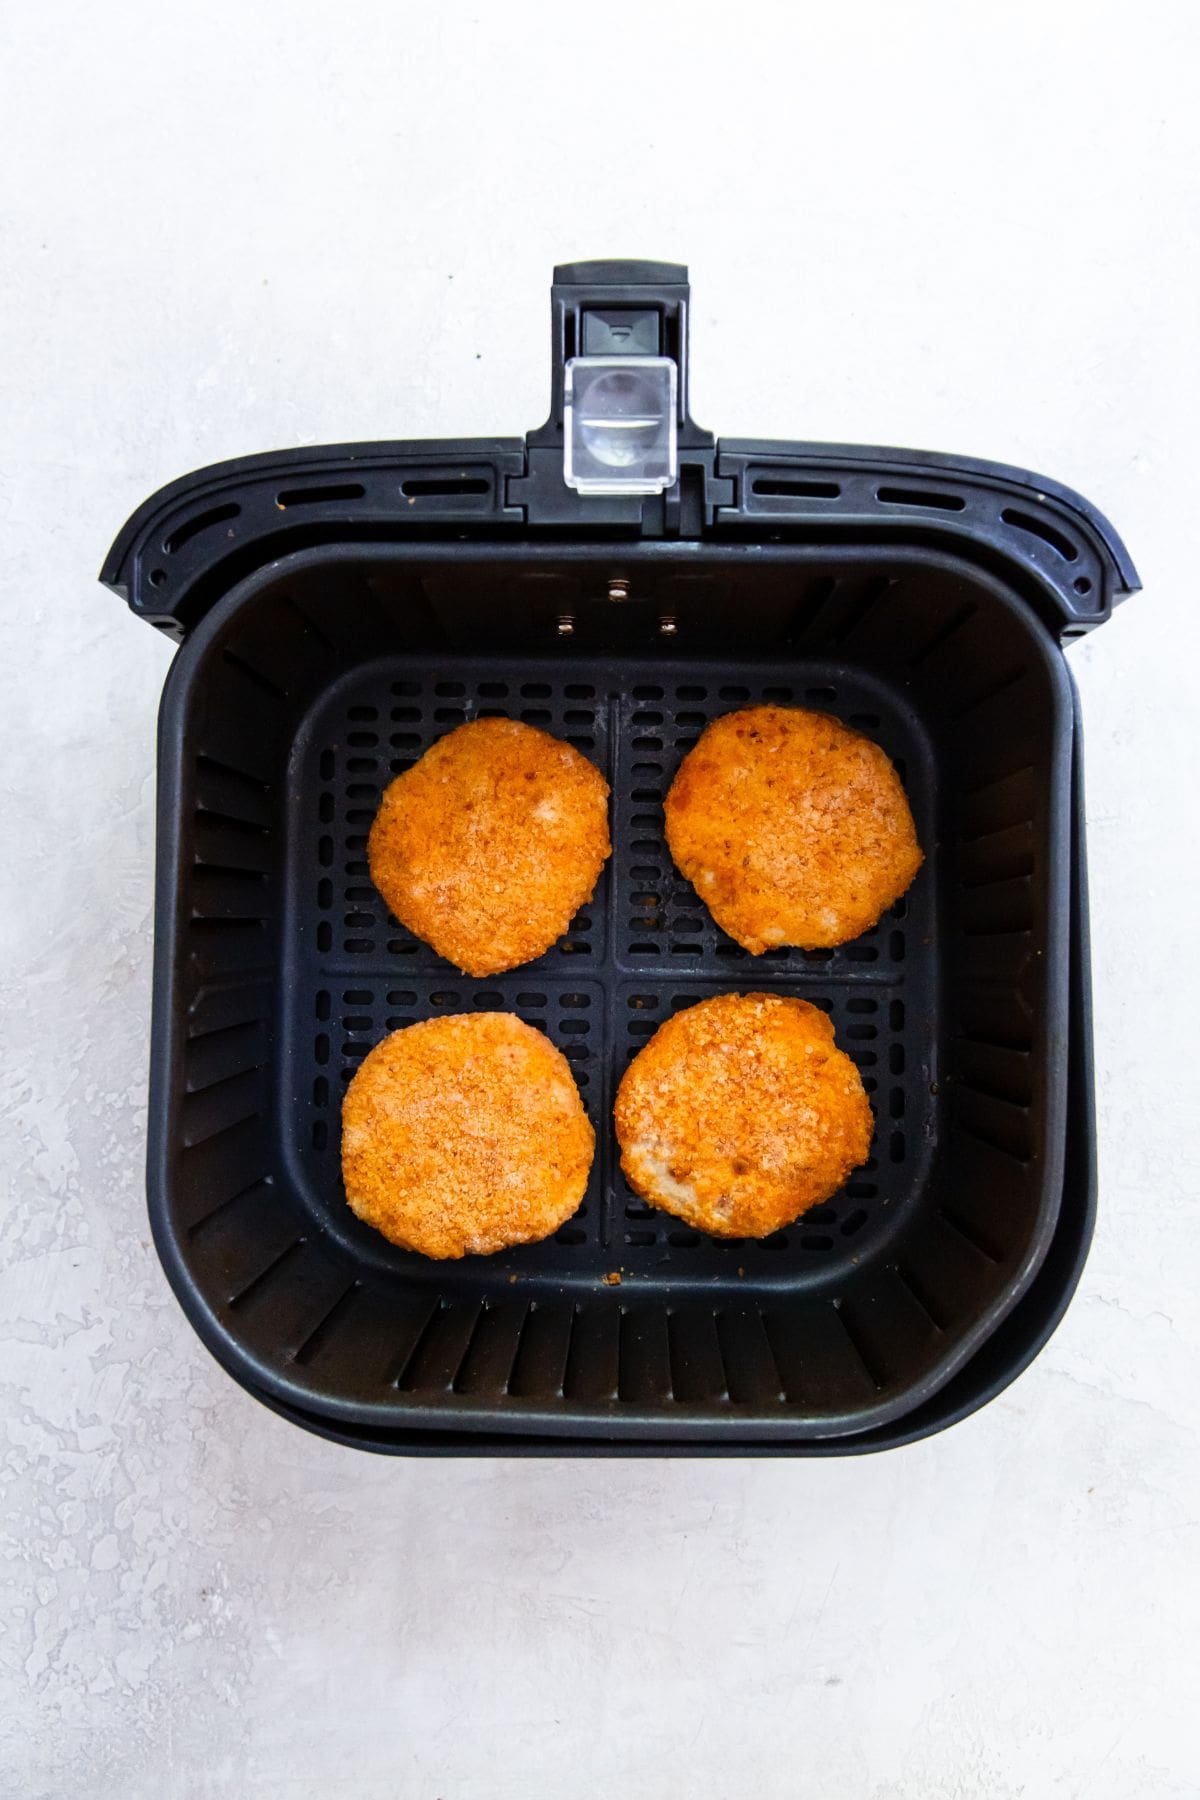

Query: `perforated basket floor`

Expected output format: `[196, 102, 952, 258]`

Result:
[281, 655, 937, 1303]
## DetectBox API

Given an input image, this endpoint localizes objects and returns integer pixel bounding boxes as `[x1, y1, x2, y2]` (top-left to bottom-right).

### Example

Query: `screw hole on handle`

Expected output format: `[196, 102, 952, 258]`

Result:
[1073, 575, 1093, 595]
[149, 568, 167, 587]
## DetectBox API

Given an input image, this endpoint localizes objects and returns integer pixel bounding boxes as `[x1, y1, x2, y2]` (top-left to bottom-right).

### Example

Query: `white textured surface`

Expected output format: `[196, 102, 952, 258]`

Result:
[2, 4, 1198, 1795]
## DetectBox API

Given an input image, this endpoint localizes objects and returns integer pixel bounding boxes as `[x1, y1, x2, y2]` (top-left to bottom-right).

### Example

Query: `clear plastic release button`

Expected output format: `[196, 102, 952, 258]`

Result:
[563, 356, 678, 496]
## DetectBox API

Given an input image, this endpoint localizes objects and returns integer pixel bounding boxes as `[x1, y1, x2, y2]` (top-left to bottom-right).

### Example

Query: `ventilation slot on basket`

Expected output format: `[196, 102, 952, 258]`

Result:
[1000, 508, 1078, 561]
[876, 486, 966, 512]
[186, 1174, 274, 1240]
[717, 1310, 784, 1405]
[950, 668, 1025, 722]
[561, 1307, 620, 1403]
[892, 1262, 951, 1333]
[954, 1086, 1033, 1164]
[906, 602, 977, 668]
[292, 1282, 363, 1365]
[222, 649, 288, 703]
[366, 1299, 429, 1388]
[831, 576, 892, 645]
[277, 483, 366, 507]
[832, 1301, 886, 1392]
[617, 1309, 672, 1404]
[163, 502, 241, 555]
[752, 477, 841, 500]
[397, 1301, 486, 1393]
[401, 476, 490, 498]
[507, 1302, 575, 1399]
[194, 806, 270, 842]
[667, 1311, 729, 1404]
[939, 1207, 1005, 1263]
[453, 1300, 530, 1396]
[195, 752, 271, 795]
[227, 1237, 307, 1311]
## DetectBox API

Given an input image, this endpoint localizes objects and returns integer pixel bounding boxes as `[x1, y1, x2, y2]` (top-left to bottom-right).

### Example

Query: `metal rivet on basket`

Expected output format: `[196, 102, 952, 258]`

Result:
[608, 578, 630, 603]
[556, 614, 575, 636]
[659, 614, 678, 636]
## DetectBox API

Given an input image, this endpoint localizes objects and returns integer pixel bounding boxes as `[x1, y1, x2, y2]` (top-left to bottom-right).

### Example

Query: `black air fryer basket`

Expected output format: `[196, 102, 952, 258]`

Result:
[105, 262, 1137, 1453]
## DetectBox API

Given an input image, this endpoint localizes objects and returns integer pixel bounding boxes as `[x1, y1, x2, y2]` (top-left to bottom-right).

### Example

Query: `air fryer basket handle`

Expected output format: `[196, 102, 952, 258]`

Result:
[101, 258, 1139, 641]
[527, 259, 712, 453]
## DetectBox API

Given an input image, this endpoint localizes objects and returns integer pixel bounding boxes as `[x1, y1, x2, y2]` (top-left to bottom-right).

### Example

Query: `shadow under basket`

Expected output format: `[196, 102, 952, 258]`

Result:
[106, 260, 1137, 1449]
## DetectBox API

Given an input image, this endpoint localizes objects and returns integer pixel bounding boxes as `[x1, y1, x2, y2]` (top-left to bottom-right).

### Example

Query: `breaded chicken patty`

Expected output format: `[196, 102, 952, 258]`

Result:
[341, 1013, 593, 1259]
[664, 706, 922, 952]
[368, 717, 611, 977]
[614, 992, 872, 1239]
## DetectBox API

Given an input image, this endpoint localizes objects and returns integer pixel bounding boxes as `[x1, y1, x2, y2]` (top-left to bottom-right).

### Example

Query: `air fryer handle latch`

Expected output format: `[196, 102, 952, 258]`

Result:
[527, 260, 713, 468]
[515, 259, 722, 525]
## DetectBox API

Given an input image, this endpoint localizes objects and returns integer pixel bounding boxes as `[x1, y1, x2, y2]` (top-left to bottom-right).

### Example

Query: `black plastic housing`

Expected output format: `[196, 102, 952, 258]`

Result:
[103, 262, 1136, 1452]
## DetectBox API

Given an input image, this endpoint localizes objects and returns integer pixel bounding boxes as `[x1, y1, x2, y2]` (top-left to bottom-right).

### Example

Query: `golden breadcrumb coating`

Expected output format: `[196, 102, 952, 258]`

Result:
[368, 717, 611, 977]
[664, 706, 922, 952]
[341, 1013, 594, 1259]
[614, 992, 872, 1239]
